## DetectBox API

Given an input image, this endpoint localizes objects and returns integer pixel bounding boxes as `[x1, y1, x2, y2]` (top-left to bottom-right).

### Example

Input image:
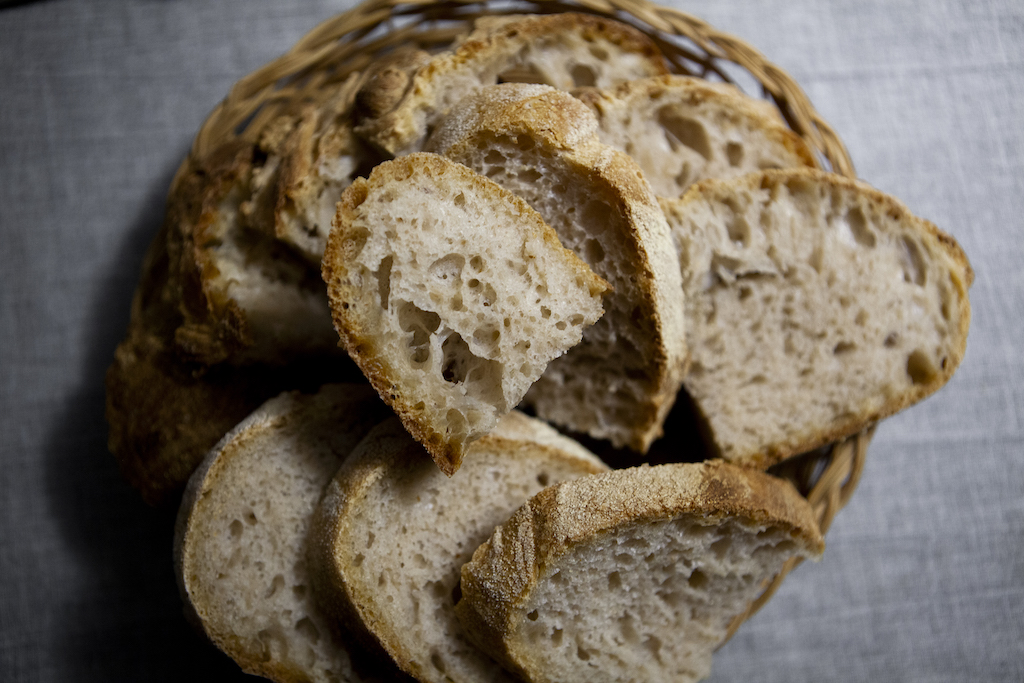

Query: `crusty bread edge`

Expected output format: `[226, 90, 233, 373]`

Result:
[307, 419, 610, 681]
[454, 460, 825, 677]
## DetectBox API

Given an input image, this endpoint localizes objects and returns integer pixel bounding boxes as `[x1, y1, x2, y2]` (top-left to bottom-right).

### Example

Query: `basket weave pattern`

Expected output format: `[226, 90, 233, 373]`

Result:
[181, 0, 871, 635]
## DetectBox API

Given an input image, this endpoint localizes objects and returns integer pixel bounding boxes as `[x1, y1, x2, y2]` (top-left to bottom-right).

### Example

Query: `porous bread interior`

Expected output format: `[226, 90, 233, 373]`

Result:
[330, 155, 605, 461]
[508, 513, 814, 683]
[329, 421, 606, 683]
[197, 175, 339, 364]
[178, 385, 387, 682]
[358, 13, 668, 155]
[442, 131, 667, 449]
[664, 171, 970, 465]
[579, 76, 815, 198]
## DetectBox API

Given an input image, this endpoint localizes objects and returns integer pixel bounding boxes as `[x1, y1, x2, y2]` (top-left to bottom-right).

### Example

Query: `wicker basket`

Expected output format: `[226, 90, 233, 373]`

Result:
[178, 0, 872, 637]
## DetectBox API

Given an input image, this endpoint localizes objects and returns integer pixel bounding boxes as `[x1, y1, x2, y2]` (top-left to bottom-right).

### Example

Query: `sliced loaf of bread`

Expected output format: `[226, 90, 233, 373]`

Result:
[455, 461, 825, 683]
[661, 168, 973, 468]
[243, 61, 422, 264]
[174, 384, 396, 682]
[106, 199, 363, 505]
[166, 141, 340, 366]
[427, 83, 687, 453]
[307, 415, 609, 683]
[574, 75, 817, 198]
[353, 13, 669, 156]
[321, 153, 609, 474]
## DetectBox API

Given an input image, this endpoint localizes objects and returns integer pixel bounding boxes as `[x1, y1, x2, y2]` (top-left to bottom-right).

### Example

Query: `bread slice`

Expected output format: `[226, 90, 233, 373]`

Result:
[174, 384, 396, 683]
[660, 168, 973, 468]
[427, 83, 687, 452]
[307, 415, 609, 683]
[321, 153, 609, 475]
[244, 61, 423, 264]
[353, 13, 669, 156]
[165, 140, 340, 366]
[455, 461, 825, 683]
[105, 203, 363, 505]
[574, 75, 818, 198]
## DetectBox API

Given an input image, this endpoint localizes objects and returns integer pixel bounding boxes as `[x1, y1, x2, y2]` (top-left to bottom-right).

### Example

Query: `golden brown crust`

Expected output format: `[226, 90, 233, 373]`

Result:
[354, 13, 670, 155]
[455, 460, 824, 673]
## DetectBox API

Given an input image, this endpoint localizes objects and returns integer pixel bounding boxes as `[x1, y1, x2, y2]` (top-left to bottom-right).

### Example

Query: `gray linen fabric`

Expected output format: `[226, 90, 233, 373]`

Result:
[0, 0, 1020, 680]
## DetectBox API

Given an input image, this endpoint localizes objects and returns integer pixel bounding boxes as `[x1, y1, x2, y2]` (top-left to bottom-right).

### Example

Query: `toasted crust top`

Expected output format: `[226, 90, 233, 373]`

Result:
[354, 13, 670, 155]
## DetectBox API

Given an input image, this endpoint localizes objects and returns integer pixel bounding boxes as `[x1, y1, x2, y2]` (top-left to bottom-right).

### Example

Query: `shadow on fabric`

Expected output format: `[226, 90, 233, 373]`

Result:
[41, 159, 251, 682]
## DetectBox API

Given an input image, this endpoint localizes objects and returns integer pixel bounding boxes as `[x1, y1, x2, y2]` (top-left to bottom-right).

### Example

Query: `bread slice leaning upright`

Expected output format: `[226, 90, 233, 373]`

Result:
[427, 83, 687, 453]
[455, 461, 825, 683]
[308, 413, 609, 683]
[174, 384, 397, 683]
[322, 153, 609, 475]
[661, 168, 973, 468]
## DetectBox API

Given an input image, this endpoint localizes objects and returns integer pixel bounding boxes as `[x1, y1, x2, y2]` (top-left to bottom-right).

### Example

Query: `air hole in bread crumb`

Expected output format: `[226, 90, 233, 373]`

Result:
[527, 609, 540, 621]
[846, 206, 876, 248]
[658, 109, 711, 160]
[571, 64, 597, 87]
[710, 537, 731, 560]
[898, 236, 927, 286]
[353, 553, 364, 567]
[470, 255, 484, 271]
[430, 651, 446, 673]
[292, 585, 306, 599]
[265, 574, 285, 598]
[907, 349, 938, 385]
[537, 472, 550, 486]
[884, 332, 899, 348]
[834, 341, 856, 355]
[608, 571, 622, 589]
[246, 511, 258, 525]
[584, 237, 605, 264]
[688, 569, 708, 589]
[453, 191, 466, 208]
[484, 150, 506, 166]
[726, 141, 744, 167]
[429, 254, 465, 283]
[576, 644, 592, 661]
[551, 628, 564, 646]
[376, 255, 392, 309]
[295, 617, 320, 644]
[520, 168, 542, 183]
[588, 44, 609, 60]
[229, 519, 243, 538]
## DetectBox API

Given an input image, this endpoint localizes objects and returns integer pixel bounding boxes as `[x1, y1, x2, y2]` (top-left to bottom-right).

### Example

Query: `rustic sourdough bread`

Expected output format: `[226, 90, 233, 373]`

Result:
[165, 140, 340, 367]
[574, 75, 817, 198]
[321, 153, 609, 475]
[243, 63, 420, 264]
[174, 384, 397, 683]
[427, 83, 687, 453]
[354, 13, 669, 156]
[455, 461, 825, 683]
[661, 169, 973, 468]
[106, 172, 363, 505]
[308, 415, 609, 683]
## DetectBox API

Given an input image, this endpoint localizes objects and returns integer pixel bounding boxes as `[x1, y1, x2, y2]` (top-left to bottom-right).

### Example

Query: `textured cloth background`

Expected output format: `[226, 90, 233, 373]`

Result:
[0, 0, 1020, 680]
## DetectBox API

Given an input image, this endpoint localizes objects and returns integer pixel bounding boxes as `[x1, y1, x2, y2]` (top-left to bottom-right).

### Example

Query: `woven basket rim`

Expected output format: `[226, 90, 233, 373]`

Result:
[177, 0, 870, 638]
